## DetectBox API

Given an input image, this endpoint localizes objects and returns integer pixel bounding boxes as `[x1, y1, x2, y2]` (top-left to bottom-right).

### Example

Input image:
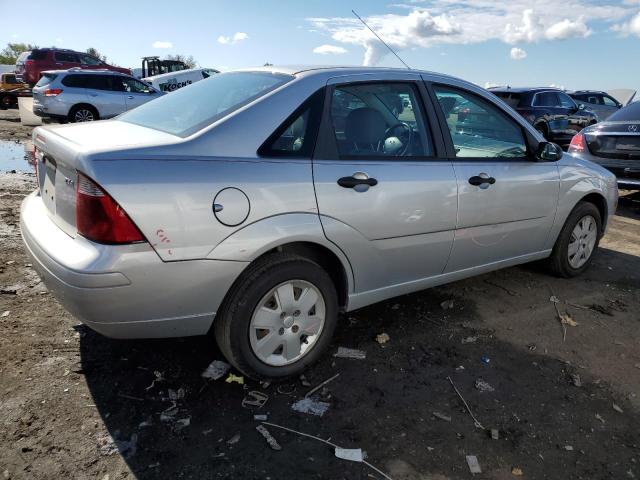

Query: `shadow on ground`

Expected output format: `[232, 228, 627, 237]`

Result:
[80, 252, 640, 479]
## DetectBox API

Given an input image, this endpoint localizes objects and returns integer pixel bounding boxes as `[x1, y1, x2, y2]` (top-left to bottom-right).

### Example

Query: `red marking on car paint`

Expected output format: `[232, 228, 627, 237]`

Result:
[156, 229, 171, 244]
[35, 134, 46, 143]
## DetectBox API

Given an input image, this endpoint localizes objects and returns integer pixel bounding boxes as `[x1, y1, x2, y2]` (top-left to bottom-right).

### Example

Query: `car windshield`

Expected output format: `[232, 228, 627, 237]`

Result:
[607, 102, 640, 122]
[119, 71, 292, 137]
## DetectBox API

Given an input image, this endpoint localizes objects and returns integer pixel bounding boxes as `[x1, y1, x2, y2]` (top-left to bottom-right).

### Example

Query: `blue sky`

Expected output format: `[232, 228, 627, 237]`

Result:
[2, 0, 640, 91]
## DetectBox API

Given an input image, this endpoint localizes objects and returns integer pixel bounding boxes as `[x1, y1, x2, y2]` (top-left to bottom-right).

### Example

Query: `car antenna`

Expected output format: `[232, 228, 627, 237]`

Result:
[352, 9, 411, 69]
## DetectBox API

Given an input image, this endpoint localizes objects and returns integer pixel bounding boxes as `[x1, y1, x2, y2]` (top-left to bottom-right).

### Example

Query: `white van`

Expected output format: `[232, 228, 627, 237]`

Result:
[143, 68, 219, 93]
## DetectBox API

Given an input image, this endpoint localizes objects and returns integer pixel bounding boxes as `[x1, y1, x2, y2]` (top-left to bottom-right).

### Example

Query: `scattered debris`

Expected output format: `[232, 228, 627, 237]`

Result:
[299, 374, 311, 387]
[432, 412, 451, 422]
[242, 391, 269, 409]
[334, 347, 366, 360]
[481, 355, 491, 365]
[201, 360, 231, 380]
[0, 288, 17, 295]
[256, 425, 282, 451]
[254, 414, 268, 421]
[376, 333, 390, 345]
[291, 397, 330, 417]
[227, 433, 241, 445]
[461, 336, 478, 344]
[174, 417, 190, 431]
[262, 421, 393, 480]
[305, 373, 340, 398]
[0, 311, 9, 318]
[168, 388, 185, 401]
[512, 467, 524, 476]
[491, 429, 499, 440]
[145, 371, 165, 391]
[447, 376, 484, 429]
[160, 406, 178, 422]
[560, 313, 579, 327]
[475, 379, 495, 393]
[613, 403, 624, 414]
[276, 384, 296, 395]
[466, 455, 482, 474]
[440, 299, 454, 310]
[571, 373, 582, 387]
[335, 447, 364, 462]
[138, 419, 152, 429]
[595, 413, 605, 424]
[225, 374, 244, 385]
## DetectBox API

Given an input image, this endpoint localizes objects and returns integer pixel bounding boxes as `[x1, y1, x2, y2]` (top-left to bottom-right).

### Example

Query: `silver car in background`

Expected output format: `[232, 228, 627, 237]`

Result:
[21, 66, 618, 378]
[32, 69, 162, 123]
[568, 90, 622, 121]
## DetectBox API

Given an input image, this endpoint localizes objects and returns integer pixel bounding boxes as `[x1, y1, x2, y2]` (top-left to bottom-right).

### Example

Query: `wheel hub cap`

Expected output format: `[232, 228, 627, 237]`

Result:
[249, 280, 326, 367]
[568, 214, 597, 269]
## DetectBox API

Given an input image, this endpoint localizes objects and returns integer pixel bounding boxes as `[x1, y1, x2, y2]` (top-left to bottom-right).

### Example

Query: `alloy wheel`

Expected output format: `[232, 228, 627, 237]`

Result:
[568, 214, 597, 269]
[249, 280, 326, 366]
[74, 109, 94, 122]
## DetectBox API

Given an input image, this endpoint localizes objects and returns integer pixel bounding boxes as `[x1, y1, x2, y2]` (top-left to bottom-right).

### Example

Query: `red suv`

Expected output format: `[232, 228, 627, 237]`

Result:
[15, 48, 131, 86]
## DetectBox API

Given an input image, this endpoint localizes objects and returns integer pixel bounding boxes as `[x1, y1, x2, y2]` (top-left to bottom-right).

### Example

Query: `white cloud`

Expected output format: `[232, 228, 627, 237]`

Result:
[612, 11, 640, 36]
[545, 17, 592, 40]
[313, 44, 348, 55]
[152, 41, 173, 49]
[308, 1, 633, 65]
[510, 47, 527, 60]
[218, 32, 249, 45]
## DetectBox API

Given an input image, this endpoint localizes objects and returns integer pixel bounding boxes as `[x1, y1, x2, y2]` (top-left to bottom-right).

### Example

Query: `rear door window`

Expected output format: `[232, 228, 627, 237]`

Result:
[557, 92, 576, 109]
[603, 95, 619, 107]
[330, 82, 433, 158]
[83, 75, 112, 90]
[534, 92, 560, 107]
[54, 52, 79, 63]
[80, 55, 103, 66]
[433, 85, 527, 159]
[61, 75, 88, 88]
[28, 50, 47, 61]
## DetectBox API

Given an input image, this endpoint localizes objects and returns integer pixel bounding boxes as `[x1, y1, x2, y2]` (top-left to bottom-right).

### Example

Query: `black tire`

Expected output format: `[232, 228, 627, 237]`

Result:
[548, 201, 602, 278]
[214, 252, 339, 379]
[0, 95, 10, 110]
[68, 104, 99, 123]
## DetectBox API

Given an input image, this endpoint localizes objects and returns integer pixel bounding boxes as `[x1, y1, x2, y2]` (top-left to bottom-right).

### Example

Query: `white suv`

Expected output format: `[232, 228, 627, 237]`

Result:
[32, 69, 162, 123]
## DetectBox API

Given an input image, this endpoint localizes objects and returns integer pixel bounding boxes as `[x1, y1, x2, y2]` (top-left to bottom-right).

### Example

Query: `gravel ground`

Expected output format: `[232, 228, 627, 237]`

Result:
[1, 111, 640, 480]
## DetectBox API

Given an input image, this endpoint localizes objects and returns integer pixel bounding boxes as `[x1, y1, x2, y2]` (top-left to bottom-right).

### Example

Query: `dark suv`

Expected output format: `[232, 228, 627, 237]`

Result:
[489, 87, 598, 146]
[15, 48, 131, 86]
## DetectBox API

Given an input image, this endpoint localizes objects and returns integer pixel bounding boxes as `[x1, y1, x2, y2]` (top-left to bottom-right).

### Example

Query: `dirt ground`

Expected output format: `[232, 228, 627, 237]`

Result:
[1, 111, 640, 480]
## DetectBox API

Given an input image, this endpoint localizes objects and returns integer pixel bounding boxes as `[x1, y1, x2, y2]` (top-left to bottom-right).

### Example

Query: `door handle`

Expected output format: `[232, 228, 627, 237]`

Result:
[127, 95, 134, 99]
[337, 172, 378, 190]
[468, 174, 496, 186]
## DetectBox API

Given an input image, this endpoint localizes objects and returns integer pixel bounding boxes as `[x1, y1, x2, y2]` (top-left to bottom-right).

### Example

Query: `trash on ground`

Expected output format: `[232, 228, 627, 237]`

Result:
[571, 373, 582, 387]
[168, 388, 185, 401]
[512, 467, 523, 476]
[256, 424, 282, 451]
[376, 333, 390, 344]
[261, 421, 393, 480]
[160, 406, 178, 422]
[491, 428, 499, 440]
[227, 433, 241, 445]
[461, 336, 477, 344]
[550, 295, 560, 303]
[254, 414, 268, 421]
[1, 311, 9, 318]
[138, 419, 152, 429]
[174, 417, 190, 431]
[595, 413, 605, 424]
[481, 355, 491, 365]
[145, 370, 165, 391]
[432, 412, 451, 422]
[201, 360, 231, 380]
[560, 313, 579, 327]
[440, 299, 454, 310]
[613, 403, 624, 413]
[225, 374, 244, 385]
[335, 447, 364, 462]
[564, 445, 574, 451]
[475, 379, 495, 393]
[242, 390, 269, 409]
[291, 397, 330, 417]
[305, 373, 340, 398]
[466, 455, 482, 474]
[447, 376, 484, 429]
[334, 347, 366, 360]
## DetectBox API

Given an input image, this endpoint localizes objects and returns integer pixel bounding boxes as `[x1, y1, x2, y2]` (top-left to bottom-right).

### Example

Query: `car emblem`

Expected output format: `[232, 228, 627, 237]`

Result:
[629, 124, 639, 132]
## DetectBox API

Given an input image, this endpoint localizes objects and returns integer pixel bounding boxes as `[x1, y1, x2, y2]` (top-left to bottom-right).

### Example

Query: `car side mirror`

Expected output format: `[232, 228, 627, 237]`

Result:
[537, 141, 563, 162]
[578, 103, 585, 110]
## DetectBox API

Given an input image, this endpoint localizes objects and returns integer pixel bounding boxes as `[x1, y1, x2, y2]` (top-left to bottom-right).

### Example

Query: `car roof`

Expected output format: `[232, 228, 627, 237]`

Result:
[41, 68, 129, 77]
[568, 90, 607, 95]
[488, 87, 564, 94]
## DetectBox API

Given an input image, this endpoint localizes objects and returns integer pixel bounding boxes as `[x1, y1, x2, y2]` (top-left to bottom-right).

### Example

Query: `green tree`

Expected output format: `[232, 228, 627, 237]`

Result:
[0, 43, 38, 64]
[86, 47, 107, 63]
[164, 54, 197, 69]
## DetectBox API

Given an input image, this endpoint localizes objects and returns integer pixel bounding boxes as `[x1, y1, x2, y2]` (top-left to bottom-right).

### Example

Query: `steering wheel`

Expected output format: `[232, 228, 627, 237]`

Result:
[384, 122, 413, 156]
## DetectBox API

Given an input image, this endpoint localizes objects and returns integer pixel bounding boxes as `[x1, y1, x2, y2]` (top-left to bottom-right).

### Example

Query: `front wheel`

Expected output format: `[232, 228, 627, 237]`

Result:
[548, 201, 601, 277]
[215, 253, 338, 379]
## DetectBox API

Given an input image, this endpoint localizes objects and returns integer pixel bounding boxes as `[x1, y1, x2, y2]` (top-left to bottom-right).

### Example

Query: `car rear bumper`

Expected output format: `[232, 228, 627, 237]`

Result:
[20, 192, 248, 338]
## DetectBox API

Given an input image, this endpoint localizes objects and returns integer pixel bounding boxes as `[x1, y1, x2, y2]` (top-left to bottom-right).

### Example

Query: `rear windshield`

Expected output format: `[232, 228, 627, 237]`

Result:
[35, 73, 57, 87]
[607, 102, 640, 122]
[119, 71, 292, 137]
[491, 91, 522, 109]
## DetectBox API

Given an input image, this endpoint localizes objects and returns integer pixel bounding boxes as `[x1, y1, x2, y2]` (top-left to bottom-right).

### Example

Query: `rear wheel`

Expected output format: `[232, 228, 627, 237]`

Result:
[0, 94, 12, 109]
[548, 201, 601, 277]
[215, 252, 338, 379]
[68, 105, 98, 123]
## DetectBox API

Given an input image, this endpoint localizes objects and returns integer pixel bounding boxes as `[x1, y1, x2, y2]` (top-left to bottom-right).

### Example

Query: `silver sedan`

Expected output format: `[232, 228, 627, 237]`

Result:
[21, 66, 618, 378]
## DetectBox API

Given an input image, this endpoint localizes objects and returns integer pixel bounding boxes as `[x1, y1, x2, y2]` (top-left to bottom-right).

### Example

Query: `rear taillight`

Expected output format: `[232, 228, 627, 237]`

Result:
[568, 132, 586, 153]
[76, 173, 145, 244]
[25, 60, 33, 67]
[43, 88, 63, 96]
